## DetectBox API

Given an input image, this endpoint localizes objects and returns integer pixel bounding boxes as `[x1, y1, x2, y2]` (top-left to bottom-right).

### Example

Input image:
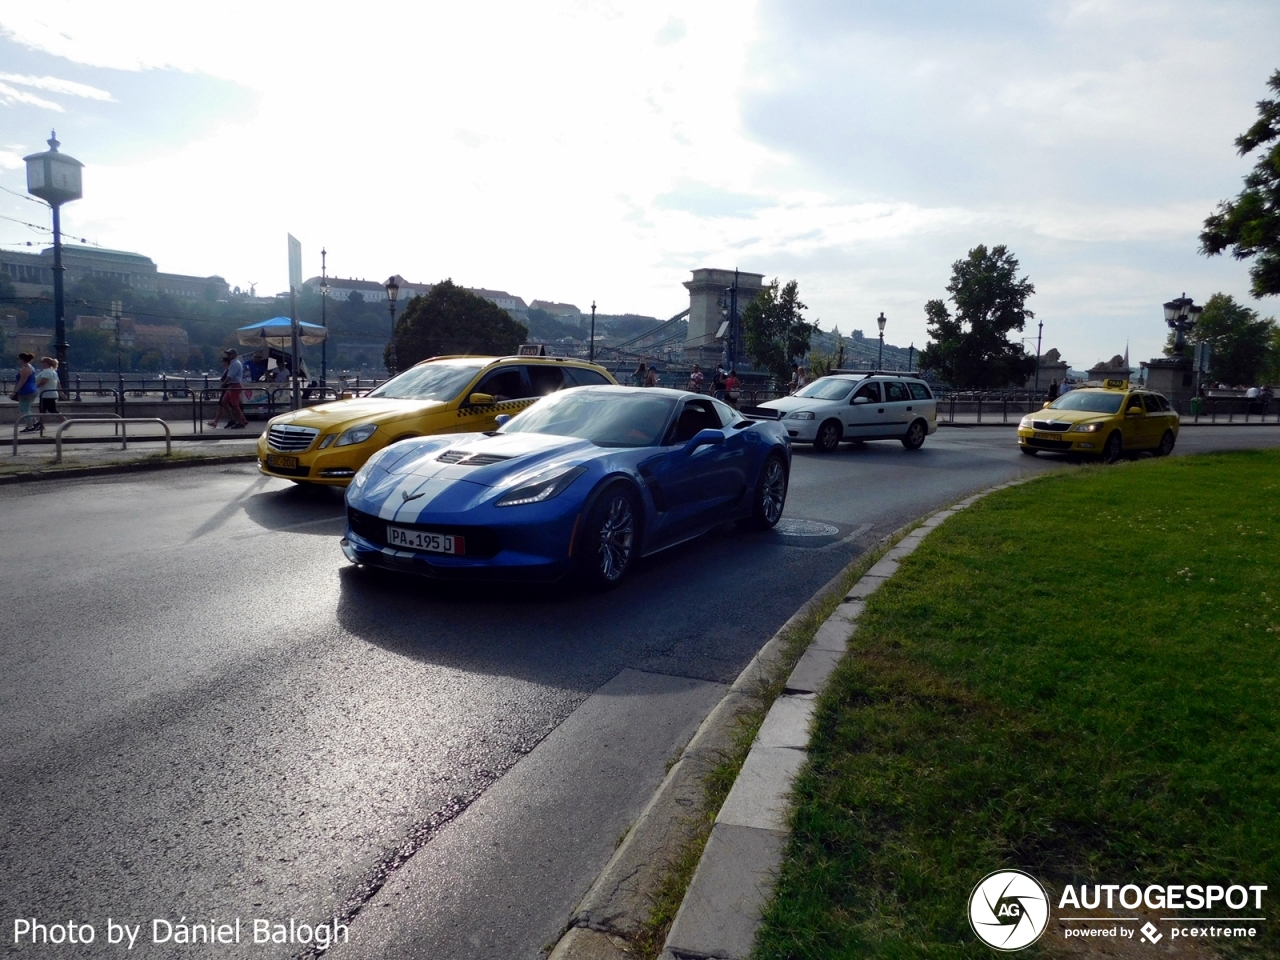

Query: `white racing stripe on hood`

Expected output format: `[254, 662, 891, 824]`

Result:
[377, 477, 454, 521]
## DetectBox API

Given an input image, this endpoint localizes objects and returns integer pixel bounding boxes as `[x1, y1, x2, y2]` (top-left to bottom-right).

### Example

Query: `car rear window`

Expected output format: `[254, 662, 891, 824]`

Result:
[564, 367, 611, 387]
[908, 382, 932, 400]
[884, 381, 910, 402]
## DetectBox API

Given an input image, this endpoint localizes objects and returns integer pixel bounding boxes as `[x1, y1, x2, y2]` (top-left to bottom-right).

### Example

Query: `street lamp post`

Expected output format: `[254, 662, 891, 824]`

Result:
[111, 299, 123, 384]
[24, 131, 83, 393]
[320, 248, 328, 389]
[589, 301, 596, 363]
[1033, 319, 1044, 393]
[1163, 293, 1202, 356]
[876, 312, 886, 370]
[385, 275, 400, 377]
[908, 342, 914, 373]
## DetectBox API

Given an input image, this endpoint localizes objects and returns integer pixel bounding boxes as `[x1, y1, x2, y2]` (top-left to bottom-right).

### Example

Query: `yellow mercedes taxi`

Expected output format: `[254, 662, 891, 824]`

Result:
[257, 355, 617, 485]
[1017, 379, 1180, 461]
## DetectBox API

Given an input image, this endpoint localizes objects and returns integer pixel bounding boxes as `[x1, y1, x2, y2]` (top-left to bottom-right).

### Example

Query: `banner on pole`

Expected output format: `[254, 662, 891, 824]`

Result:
[287, 234, 302, 293]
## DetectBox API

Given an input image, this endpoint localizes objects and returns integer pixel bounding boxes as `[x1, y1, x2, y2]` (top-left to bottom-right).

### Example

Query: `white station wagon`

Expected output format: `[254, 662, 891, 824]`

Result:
[758, 374, 939, 452]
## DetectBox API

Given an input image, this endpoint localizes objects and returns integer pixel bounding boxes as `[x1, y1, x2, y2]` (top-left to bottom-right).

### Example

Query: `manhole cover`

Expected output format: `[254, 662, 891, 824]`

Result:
[776, 519, 840, 537]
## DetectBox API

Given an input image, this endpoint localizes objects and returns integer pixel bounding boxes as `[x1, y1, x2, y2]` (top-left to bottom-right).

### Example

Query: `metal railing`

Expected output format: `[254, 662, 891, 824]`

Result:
[12, 413, 123, 456]
[1, 373, 389, 403]
[52, 417, 170, 464]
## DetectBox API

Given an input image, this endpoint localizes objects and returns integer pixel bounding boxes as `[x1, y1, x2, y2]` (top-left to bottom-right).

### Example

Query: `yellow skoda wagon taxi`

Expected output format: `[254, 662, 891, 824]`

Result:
[257, 356, 616, 485]
[1017, 379, 1180, 461]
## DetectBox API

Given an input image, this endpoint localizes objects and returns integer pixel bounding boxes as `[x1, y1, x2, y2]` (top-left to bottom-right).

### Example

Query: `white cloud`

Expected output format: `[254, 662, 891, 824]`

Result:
[0, 80, 62, 110]
[0, 72, 113, 100]
[0, 0, 1274, 367]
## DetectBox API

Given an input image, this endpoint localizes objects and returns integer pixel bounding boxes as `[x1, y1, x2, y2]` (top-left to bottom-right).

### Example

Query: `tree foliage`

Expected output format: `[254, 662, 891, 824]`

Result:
[918, 244, 1037, 388]
[1200, 70, 1280, 298]
[390, 279, 528, 369]
[742, 279, 814, 383]
[1163, 292, 1277, 385]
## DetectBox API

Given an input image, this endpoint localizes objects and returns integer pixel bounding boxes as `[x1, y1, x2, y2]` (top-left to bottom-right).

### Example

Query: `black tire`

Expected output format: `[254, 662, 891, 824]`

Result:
[1020, 446, 1038, 456]
[577, 484, 640, 590]
[1103, 431, 1123, 463]
[813, 419, 842, 453]
[1157, 430, 1175, 457]
[901, 419, 927, 450]
[745, 453, 788, 530]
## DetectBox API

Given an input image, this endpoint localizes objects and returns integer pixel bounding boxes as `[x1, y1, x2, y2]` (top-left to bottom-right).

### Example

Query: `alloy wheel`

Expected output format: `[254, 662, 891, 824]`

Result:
[761, 458, 786, 524]
[596, 495, 635, 581]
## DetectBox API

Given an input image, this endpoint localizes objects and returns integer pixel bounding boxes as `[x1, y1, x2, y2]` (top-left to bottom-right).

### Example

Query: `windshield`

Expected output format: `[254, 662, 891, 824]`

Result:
[796, 377, 856, 401]
[1049, 392, 1124, 414]
[501, 390, 677, 447]
[368, 362, 484, 401]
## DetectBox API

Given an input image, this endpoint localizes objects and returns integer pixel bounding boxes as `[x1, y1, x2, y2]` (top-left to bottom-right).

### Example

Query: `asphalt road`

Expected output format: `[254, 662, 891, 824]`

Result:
[2, 425, 1277, 959]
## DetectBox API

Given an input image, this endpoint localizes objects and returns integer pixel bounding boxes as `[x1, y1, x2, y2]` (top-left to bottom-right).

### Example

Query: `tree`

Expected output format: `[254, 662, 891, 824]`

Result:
[390, 279, 528, 368]
[1163, 292, 1277, 385]
[1200, 70, 1280, 298]
[742, 279, 814, 383]
[918, 244, 1036, 388]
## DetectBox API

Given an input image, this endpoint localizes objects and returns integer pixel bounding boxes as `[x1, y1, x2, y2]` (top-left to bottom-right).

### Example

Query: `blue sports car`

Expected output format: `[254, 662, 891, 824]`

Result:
[341, 386, 792, 588]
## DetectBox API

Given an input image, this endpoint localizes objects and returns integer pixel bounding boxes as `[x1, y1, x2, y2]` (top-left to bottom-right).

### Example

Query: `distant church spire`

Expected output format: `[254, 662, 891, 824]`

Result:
[1124, 340, 1129, 367]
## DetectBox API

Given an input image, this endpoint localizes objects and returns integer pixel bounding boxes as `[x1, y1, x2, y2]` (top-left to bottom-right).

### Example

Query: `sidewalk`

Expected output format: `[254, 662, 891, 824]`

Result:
[2, 420, 262, 480]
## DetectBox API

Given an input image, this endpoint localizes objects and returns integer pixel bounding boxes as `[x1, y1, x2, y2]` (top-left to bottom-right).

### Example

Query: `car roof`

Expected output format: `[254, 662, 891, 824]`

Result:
[410, 355, 608, 370]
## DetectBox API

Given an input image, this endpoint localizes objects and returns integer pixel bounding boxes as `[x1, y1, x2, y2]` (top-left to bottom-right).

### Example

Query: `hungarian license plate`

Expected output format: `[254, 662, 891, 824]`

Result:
[387, 526, 465, 555]
[267, 454, 299, 469]
[1033, 432, 1062, 441]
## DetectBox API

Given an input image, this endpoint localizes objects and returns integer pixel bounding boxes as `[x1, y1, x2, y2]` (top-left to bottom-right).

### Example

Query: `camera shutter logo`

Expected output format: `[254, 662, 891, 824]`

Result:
[968, 869, 1050, 951]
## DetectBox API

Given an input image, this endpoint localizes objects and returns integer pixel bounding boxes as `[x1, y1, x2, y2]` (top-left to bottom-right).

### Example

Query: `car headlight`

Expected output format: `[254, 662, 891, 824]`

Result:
[1019, 417, 1033, 428]
[1072, 422, 1103, 432]
[494, 465, 587, 507]
[335, 424, 378, 446]
[787, 411, 815, 420]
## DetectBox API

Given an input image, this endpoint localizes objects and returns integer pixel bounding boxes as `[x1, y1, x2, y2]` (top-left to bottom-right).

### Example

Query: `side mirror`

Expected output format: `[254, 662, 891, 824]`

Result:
[852, 396, 870, 405]
[469, 393, 495, 406]
[684, 428, 725, 453]
[1042, 401, 1051, 409]
[494, 414, 512, 427]
[1126, 406, 1144, 416]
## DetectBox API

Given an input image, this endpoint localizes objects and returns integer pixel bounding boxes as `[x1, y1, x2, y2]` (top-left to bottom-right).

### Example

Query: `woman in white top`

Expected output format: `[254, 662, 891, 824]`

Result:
[33, 356, 64, 434]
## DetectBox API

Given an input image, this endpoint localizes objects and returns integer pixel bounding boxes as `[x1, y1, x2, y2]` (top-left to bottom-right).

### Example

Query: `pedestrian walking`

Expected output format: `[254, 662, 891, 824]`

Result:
[711, 367, 727, 400]
[34, 357, 65, 433]
[1047, 378, 1059, 400]
[643, 365, 658, 388]
[688, 364, 704, 393]
[12, 352, 38, 432]
[725, 369, 741, 407]
[208, 349, 248, 429]
[631, 361, 648, 387]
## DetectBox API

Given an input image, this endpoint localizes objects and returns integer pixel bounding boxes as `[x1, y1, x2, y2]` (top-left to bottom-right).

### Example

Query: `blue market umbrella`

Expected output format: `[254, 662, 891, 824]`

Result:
[235, 317, 329, 347]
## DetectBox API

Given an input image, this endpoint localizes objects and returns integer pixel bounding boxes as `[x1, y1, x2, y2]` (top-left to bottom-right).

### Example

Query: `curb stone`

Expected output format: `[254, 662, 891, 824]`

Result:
[0, 453, 257, 485]
[658, 478, 1030, 960]
[547, 555, 863, 960]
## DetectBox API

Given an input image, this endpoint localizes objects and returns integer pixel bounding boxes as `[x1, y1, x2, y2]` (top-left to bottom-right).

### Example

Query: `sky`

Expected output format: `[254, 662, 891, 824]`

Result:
[0, 0, 1276, 369]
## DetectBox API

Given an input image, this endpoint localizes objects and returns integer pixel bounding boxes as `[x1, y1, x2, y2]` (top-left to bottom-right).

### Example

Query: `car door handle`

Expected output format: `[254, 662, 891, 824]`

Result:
[878, 408, 885, 413]
[906, 406, 913, 411]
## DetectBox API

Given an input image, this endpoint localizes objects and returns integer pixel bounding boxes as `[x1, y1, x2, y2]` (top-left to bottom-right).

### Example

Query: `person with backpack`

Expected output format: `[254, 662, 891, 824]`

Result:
[12, 352, 38, 432]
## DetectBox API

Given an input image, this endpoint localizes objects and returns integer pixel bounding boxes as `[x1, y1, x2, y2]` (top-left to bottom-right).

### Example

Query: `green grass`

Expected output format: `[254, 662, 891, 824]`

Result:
[755, 450, 1280, 959]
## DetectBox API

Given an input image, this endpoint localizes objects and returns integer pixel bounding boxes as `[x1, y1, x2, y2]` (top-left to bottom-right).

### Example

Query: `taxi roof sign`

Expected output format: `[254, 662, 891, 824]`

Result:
[1102, 378, 1130, 390]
